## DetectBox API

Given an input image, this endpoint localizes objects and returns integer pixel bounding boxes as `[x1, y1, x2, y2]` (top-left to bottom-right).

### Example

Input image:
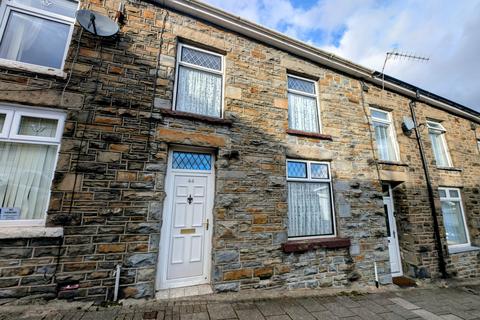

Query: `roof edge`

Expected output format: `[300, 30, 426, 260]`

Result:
[158, 0, 480, 124]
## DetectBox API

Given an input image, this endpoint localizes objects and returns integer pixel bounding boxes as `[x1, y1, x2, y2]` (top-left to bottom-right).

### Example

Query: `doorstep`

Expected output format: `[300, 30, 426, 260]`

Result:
[155, 284, 213, 300]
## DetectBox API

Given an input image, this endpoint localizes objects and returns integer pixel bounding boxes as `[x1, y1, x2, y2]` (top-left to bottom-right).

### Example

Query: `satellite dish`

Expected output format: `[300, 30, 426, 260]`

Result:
[76, 10, 119, 37]
[402, 116, 415, 135]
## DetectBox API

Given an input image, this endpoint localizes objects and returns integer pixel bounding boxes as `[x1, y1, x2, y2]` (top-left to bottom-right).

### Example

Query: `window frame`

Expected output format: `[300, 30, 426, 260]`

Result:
[426, 120, 453, 167]
[172, 42, 226, 118]
[0, 0, 78, 75]
[287, 74, 322, 133]
[285, 159, 336, 239]
[0, 104, 65, 227]
[370, 107, 400, 162]
[438, 187, 470, 249]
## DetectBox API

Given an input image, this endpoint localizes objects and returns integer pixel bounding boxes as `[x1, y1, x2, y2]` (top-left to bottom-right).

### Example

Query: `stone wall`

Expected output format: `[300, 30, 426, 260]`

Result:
[0, 0, 478, 301]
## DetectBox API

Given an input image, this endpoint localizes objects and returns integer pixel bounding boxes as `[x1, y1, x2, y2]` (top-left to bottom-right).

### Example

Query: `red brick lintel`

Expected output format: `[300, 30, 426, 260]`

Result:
[286, 129, 333, 140]
[282, 237, 351, 253]
[159, 108, 233, 126]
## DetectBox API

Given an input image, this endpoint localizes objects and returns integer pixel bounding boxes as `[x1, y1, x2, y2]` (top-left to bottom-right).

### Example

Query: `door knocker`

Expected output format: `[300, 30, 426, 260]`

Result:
[187, 194, 193, 205]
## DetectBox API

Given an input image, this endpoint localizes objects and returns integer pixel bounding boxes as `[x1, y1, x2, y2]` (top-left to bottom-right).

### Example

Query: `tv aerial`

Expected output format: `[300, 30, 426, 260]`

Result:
[76, 9, 119, 37]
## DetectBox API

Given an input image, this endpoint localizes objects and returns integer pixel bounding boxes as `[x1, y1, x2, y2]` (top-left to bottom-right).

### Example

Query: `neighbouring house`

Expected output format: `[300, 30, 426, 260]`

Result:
[0, 0, 478, 301]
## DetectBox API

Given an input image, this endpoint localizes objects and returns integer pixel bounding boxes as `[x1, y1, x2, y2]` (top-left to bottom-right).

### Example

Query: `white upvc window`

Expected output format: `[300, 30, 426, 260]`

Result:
[0, 105, 65, 227]
[370, 108, 400, 162]
[286, 160, 335, 238]
[173, 43, 225, 118]
[439, 187, 470, 248]
[287, 75, 321, 133]
[427, 120, 452, 167]
[0, 0, 78, 74]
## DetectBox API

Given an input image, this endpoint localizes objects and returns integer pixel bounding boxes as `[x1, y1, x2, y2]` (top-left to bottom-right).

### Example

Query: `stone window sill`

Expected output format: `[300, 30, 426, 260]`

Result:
[0, 227, 63, 239]
[282, 237, 350, 253]
[376, 160, 409, 167]
[159, 109, 233, 126]
[0, 59, 67, 78]
[448, 245, 480, 254]
[286, 129, 333, 141]
[436, 166, 462, 172]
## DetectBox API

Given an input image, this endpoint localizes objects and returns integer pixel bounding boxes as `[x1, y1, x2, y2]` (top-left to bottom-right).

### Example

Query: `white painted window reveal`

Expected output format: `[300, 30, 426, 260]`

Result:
[286, 160, 335, 238]
[0, 105, 65, 226]
[174, 43, 224, 118]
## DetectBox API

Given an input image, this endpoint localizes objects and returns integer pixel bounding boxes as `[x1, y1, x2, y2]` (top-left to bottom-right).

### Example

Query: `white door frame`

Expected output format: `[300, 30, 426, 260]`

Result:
[156, 147, 215, 290]
[383, 184, 403, 277]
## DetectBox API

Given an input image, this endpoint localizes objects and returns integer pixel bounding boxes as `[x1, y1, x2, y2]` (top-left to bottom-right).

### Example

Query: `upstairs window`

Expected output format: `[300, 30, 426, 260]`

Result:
[427, 120, 452, 167]
[0, 106, 65, 226]
[0, 0, 78, 70]
[371, 108, 400, 161]
[439, 188, 469, 247]
[174, 43, 224, 118]
[286, 160, 334, 238]
[287, 75, 320, 133]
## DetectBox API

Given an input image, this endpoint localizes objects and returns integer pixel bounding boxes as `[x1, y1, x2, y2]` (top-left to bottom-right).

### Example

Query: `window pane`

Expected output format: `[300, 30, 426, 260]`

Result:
[288, 182, 333, 237]
[439, 189, 447, 198]
[371, 109, 389, 121]
[429, 132, 449, 166]
[426, 121, 445, 131]
[287, 161, 307, 178]
[0, 114, 5, 132]
[441, 199, 468, 245]
[288, 93, 319, 132]
[0, 11, 70, 69]
[373, 121, 396, 161]
[287, 76, 315, 94]
[176, 66, 222, 117]
[181, 46, 221, 71]
[0, 142, 57, 220]
[172, 151, 211, 170]
[311, 163, 329, 179]
[13, 0, 78, 18]
[18, 116, 58, 138]
[449, 189, 459, 198]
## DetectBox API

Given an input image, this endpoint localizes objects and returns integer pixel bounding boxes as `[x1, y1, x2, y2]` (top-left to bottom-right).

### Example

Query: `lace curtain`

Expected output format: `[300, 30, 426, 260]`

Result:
[176, 66, 222, 117]
[373, 122, 396, 161]
[441, 200, 467, 245]
[288, 93, 319, 132]
[0, 142, 57, 220]
[288, 182, 332, 237]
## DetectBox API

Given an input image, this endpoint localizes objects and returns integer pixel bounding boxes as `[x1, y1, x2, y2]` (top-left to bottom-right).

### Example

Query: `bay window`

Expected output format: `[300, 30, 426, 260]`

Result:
[0, 0, 78, 71]
[427, 121, 452, 167]
[286, 160, 335, 238]
[287, 75, 320, 133]
[371, 108, 400, 161]
[439, 188, 469, 247]
[174, 43, 224, 118]
[0, 106, 65, 226]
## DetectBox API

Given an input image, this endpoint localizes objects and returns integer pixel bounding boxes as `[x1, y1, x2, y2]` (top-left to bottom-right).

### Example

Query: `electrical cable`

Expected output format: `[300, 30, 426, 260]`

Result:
[146, 9, 169, 152]
[61, 28, 84, 106]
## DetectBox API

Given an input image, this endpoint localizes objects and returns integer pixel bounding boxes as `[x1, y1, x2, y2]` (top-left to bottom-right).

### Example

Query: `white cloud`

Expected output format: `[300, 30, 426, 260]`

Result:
[201, 0, 480, 112]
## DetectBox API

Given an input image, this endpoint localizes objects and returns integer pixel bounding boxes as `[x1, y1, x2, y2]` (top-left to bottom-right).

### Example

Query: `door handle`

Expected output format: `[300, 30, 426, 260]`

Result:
[204, 219, 209, 230]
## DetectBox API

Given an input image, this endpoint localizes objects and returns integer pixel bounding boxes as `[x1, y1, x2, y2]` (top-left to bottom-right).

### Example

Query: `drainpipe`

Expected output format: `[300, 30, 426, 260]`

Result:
[408, 97, 448, 279]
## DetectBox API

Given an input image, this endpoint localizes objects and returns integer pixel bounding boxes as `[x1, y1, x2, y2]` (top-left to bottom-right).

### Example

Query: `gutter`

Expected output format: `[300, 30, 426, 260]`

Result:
[157, 0, 480, 124]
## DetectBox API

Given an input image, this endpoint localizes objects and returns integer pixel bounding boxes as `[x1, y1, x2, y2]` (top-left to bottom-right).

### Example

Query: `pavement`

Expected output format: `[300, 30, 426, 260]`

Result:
[0, 285, 479, 320]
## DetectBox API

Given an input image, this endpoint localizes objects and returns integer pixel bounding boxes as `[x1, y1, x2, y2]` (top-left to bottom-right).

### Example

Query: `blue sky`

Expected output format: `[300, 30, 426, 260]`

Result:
[202, 0, 480, 112]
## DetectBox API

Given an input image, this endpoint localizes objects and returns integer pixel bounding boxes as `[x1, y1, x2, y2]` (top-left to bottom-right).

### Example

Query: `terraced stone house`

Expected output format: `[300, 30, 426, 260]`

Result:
[0, 0, 478, 301]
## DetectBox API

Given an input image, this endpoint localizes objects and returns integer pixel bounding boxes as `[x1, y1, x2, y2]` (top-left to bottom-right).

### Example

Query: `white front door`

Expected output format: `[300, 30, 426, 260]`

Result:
[157, 149, 214, 290]
[383, 184, 403, 276]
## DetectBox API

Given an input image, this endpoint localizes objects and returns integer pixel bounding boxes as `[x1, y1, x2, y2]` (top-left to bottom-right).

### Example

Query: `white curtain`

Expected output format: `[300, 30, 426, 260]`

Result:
[441, 200, 468, 245]
[0, 12, 42, 62]
[0, 142, 57, 220]
[429, 131, 449, 166]
[288, 93, 319, 132]
[288, 182, 332, 237]
[176, 66, 222, 117]
[374, 122, 396, 161]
